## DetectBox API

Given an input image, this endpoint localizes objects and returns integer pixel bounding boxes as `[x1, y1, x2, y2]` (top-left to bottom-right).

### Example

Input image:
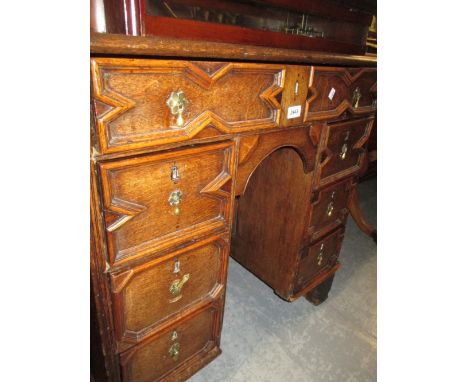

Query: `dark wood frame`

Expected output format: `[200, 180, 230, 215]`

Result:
[91, 0, 373, 54]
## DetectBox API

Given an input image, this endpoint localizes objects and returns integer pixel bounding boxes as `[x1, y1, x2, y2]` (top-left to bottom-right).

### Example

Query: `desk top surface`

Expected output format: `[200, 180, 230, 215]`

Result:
[91, 33, 377, 67]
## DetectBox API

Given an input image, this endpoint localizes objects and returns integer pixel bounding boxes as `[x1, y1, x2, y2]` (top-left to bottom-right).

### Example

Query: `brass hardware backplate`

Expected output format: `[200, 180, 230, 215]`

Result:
[166, 91, 188, 127]
[169, 342, 180, 361]
[339, 143, 348, 160]
[169, 273, 190, 302]
[352, 87, 361, 108]
[326, 201, 334, 217]
[317, 243, 325, 266]
[168, 189, 183, 216]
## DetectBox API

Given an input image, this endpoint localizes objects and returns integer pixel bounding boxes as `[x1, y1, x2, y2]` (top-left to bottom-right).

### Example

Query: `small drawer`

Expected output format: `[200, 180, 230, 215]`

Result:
[305, 67, 376, 121]
[120, 304, 220, 382]
[295, 228, 344, 293]
[314, 117, 374, 187]
[110, 236, 228, 352]
[99, 141, 235, 266]
[308, 179, 351, 241]
[92, 58, 285, 154]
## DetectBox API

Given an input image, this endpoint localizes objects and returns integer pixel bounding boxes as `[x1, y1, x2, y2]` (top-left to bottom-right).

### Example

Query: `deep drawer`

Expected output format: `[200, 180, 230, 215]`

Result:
[295, 228, 345, 294]
[119, 304, 220, 382]
[308, 178, 351, 241]
[110, 236, 228, 352]
[98, 141, 235, 266]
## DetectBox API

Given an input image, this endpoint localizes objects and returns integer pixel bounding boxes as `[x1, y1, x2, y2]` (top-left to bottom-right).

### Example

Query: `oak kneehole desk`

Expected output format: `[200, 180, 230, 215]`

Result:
[90, 37, 376, 381]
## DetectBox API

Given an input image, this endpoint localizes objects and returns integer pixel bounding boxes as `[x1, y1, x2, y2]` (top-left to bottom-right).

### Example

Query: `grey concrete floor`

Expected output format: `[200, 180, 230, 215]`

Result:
[190, 178, 377, 382]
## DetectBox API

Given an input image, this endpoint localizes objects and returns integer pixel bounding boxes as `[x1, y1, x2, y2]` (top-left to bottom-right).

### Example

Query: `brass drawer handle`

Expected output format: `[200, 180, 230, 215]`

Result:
[166, 90, 188, 127]
[168, 189, 183, 216]
[169, 273, 190, 297]
[326, 201, 334, 217]
[168, 342, 180, 362]
[352, 87, 361, 108]
[317, 243, 325, 266]
[339, 143, 348, 160]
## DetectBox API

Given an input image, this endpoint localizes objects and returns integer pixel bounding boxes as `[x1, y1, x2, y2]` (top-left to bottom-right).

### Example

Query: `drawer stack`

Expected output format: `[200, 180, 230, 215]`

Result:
[97, 142, 235, 381]
[231, 66, 376, 302]
[90, 57, 376, 381]
[295, 67, 376, 300]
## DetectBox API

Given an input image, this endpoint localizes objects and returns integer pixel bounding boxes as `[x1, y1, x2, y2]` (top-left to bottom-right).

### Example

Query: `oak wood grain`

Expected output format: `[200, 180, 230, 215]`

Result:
[90, 33, 377, 66]
[295, 227, 345, 293]
[312, 116, 374, 188]
[307, 178, 352, 241]
[98, 142, 234, 267]
[92, 58, 284, 155]
[120, 304, 221, 382]
[305, 67, 377, 122]
[111, 236, 229, 352]
[232, 147, 313, 299]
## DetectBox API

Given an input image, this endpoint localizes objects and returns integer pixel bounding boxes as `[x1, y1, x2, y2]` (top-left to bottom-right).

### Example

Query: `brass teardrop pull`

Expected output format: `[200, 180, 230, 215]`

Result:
[339, 143, 348, 160]
[169, 273, 190, 297]
[352, 87, 361, 108]
[326, 201, 334, 217]
[317, 243, 325, 266]
[166, 91, 188, 127]
[168, 342, 180, 362]
[168, 189, 183, 215]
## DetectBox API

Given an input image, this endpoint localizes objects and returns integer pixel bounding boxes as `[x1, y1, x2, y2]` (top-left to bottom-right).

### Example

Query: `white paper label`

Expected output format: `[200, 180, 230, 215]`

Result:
[328, 87, 336, 101]
[287, 105, 301, 119]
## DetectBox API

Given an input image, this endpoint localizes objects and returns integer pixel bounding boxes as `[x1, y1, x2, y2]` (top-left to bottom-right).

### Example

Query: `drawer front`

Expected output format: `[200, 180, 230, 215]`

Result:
[111, 237, 228, 352]
[92, 58, 284, 154]
[120, 305, 220, 382]
[305, 67, 376, 121]
[315, 117, 373, 187]
[295, 228, 344, 293]
[308, 179, 351, 241]
[99, 142, 234, 266]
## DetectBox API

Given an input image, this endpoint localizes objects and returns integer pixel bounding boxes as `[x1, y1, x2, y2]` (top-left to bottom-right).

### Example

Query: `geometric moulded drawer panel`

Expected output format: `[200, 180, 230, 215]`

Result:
[98, 141, 235, 266]
[305, 67, 376, 121]
[92, 58, 284, 154]
[314, 117, 374, 187]
[119, 305, 219, 382]
[110, 236, 228, 352]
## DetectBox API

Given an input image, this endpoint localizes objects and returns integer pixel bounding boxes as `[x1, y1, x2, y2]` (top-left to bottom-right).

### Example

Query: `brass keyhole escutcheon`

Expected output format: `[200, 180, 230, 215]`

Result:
[327, 201, 334, 217]
[168, 342, 180, 362]
[171, 163, 180, 183]
[294, 80, 299, 96]
[352, 87, 362, 108]
[169, 273, 190, 297]
[166, 90, 189, 128]
[168, 189, 183, 216]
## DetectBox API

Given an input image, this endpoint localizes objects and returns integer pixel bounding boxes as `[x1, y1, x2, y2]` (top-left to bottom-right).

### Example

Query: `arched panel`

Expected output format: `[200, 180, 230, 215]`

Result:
[232, 147, 314, 299]
[235, 126, 317, 196]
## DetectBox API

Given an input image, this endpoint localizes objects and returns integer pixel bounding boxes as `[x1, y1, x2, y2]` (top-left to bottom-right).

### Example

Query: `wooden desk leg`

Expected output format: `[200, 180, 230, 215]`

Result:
[348, 185, 377, 242]
[305, 274, 335, 305]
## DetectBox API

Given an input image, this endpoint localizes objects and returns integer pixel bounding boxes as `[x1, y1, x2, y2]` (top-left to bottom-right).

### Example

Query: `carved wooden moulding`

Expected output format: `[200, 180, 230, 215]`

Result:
[98, 142, 235, 267]
[91, 58, 285, 154]
[305, 67, 377, 121]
